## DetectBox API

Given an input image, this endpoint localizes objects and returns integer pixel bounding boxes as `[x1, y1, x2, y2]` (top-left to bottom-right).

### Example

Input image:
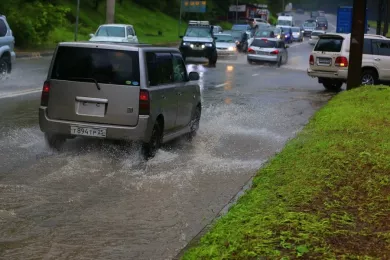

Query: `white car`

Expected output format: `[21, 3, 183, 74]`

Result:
[308, 30, 326, 45]
[307, 33, 390, 91]
[89, 24, 139, 43]
[215, 33, 237, 59]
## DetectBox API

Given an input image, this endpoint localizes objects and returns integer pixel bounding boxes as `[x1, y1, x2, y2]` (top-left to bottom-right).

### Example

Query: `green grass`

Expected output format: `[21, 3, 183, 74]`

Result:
[182, 86, 390, 259]
[41, 0, 186, 49]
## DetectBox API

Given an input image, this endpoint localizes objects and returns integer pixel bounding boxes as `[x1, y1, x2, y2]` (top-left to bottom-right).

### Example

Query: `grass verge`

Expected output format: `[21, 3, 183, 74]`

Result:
[368, 20, 390, 36]
[182, 86, 390, 259]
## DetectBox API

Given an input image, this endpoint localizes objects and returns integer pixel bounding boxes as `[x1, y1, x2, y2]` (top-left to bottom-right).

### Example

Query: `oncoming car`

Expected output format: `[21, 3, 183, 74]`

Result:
[215, 33, 237, 59]
[89, 24, 139, 43]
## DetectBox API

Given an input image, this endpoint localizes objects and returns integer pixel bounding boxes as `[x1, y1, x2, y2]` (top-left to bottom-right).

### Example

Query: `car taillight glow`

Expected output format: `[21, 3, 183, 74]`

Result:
[248, 48, 255, 54]
[139, 89, 150, 115]
[309, 55, 314, 65]
[40, 81, 50, 106]
[270, 50, 279, 54]
[335, 56, 348, 67]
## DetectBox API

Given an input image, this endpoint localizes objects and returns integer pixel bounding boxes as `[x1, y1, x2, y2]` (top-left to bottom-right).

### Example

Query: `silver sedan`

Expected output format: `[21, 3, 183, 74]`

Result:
[247, 38, 289, 67]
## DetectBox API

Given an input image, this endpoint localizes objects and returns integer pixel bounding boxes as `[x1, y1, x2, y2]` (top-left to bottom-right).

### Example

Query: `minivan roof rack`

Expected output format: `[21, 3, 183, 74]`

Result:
[188, 20, 210, 26]
[364, 34, 387, 39]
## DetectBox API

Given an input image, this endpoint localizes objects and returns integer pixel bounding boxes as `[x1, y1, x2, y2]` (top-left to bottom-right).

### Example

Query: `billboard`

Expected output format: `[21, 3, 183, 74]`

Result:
[183, 0, 207, 13]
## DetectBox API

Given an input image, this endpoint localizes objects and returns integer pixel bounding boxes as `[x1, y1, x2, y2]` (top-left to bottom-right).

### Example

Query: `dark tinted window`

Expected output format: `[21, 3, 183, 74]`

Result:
[363, 39, 372, 54]
[51, 47, 140, 85]
[172, 53, 187, 82]
[314, 38, 343, 52]
[373, 40, 390, 56]
[146, 52, 173, 86]
[252, 39, 277, 48]
[0, 19, 7, 37]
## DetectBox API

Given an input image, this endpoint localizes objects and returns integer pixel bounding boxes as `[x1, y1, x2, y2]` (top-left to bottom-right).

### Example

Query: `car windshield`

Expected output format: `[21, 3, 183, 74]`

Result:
[291, 27, 300, 32]
[232, 24, 250, 31]
[281, 27, 291, 32]
[224, 30, 242, 39]
[304, 22, 317, 27]
[185, 27, 211, 37]
[215, 35, 234, 43]
[273, 28, 281, 34]
[252, 39, 278, 48]
[314, 38, 343, 52]
[278, 20, 292, 26]
[95, 26, 125, 37]
[51, 46, 140, 85]
[311, 31, 325, 36]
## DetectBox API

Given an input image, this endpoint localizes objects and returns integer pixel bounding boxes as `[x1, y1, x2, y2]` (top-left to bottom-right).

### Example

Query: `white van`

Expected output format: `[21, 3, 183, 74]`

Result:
[277, 16, 294, 27]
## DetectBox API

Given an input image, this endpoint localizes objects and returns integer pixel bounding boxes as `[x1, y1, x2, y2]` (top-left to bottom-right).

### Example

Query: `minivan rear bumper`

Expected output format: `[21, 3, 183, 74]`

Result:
[307, 68, 348, 80]
[39, 107, 152, 142]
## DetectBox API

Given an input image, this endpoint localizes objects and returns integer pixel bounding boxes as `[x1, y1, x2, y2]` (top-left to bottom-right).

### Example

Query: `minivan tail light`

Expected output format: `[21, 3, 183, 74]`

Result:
[41, 81, 50, 106]
[270, 50, 279, 54]
[335, 56, 348, 67]
[309, 55, 314, 65]
[139, 89, 150, 115]
[248, 48, 255, 54]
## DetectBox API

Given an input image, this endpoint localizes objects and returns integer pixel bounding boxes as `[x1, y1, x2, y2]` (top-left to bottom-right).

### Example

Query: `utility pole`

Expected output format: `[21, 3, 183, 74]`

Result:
[74, 0, 80, 41]
[282, 0, 285, 12]
[106, 0, 115, 24]
[346, 0, 367, 90]
[377, 0, 384, 35]
[383, 0, 389, 36]
[235, 0, 238, 23]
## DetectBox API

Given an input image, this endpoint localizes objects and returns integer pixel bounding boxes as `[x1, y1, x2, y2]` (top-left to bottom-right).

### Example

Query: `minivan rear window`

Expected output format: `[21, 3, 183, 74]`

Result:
[314, 38, 343, 52]
[51, 46, 140, 85]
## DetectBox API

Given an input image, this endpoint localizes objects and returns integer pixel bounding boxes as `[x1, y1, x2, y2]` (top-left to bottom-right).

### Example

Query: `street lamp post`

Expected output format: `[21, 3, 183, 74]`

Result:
[236, 0, 238, 23]
[74, 0, 80, 41]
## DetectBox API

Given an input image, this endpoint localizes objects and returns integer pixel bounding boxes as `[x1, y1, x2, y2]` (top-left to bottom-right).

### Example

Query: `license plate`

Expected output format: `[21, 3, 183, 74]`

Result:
[70, 126, 106, 138]
[193, 46, 203, 50]
[317, 58, 331, 65]
[256, 51, 267, 55]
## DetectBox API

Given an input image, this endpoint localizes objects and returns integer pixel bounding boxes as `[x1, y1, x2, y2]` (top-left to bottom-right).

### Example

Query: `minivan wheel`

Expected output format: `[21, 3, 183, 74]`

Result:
[276, 57, 282, 67]
[322, 80, 343, 92]
[45, 133, 66, 151]
[361, 69, 377, 85]
[0, 57, 9, 79]
[142, 121, 163, 159]
[187, 106, 201, 141]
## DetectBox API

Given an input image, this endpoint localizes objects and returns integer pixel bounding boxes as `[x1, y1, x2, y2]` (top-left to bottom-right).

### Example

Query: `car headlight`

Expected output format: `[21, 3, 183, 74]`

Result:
[205, 43, 213, 47]
[182, 42, 191, 46]
[276, 35, 280, 39]
[236, 40, 240, 45]
[228, 46, 236, 51]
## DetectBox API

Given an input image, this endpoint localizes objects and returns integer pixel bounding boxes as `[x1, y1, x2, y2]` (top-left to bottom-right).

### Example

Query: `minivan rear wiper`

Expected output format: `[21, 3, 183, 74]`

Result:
[68, 77, 101, 90]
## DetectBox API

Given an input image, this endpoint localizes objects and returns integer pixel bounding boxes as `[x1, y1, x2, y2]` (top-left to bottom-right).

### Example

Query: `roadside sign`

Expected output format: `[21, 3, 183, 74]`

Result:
[183, 0, 207, 13]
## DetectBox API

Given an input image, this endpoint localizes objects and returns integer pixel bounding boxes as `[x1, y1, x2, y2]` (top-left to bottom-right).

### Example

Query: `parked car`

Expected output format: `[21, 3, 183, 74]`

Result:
[215, 33, 238, 59]
[308, 30, 326, 45]
[89, 24, 139, 43]
[247, 38, 289, 67]
[308, 33, 390, 91]
[39, 42, 202, 159]
[0, 15, 16, 79]
[291, 27, 303, 42]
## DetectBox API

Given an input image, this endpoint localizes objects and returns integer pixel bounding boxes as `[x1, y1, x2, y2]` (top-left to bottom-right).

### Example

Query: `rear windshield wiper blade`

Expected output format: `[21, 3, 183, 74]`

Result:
[68, 77, 101, 90]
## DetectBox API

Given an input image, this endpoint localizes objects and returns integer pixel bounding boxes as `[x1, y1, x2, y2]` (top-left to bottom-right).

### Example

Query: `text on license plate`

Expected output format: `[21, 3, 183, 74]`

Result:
[70, 126, 106, 138]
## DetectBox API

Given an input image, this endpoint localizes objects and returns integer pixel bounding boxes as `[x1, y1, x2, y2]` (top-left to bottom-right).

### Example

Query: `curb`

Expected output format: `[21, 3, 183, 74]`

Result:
[16, 42, 181, 60]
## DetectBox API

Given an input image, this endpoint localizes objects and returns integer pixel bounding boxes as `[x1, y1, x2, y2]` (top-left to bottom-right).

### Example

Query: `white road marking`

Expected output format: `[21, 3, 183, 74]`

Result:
[215, 83, 228, 88]
[252, 73, 259, 76]
[0, 88, 41, 99]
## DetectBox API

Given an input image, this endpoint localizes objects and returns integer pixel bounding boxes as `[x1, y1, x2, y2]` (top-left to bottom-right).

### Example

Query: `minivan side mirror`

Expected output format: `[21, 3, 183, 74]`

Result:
[189, 71, 200, 81]
[89, 33, 94, 38]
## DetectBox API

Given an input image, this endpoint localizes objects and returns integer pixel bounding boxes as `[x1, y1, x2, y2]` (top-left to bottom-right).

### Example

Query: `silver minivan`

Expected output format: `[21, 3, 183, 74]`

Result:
[39, 42, 202, 158]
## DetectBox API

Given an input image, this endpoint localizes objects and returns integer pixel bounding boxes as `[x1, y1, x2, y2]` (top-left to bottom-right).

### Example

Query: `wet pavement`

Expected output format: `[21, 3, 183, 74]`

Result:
[1, 13, 337, 260]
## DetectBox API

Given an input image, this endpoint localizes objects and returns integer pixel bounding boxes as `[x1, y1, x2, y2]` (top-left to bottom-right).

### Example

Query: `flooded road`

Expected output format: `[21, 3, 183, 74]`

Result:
[0, 28, 335, 259]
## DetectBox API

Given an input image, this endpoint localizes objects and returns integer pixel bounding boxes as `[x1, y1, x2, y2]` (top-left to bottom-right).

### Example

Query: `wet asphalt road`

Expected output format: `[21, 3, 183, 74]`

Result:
[1, 13, 338, 259]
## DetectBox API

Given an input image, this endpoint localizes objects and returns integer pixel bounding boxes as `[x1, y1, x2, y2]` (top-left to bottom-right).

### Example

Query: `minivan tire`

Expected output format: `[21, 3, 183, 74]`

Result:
[45, 133, 66, 151]
[208, 52, 217, 67]
[322, 80, 343, 92]
[187, 105, 201, 141]
[142, 121, 163, 159]
[276, 57, 282, 67]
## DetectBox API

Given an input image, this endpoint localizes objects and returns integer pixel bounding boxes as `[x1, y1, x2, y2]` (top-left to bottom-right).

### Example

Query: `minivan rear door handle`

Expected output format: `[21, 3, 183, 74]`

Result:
[75, 96, 108, 104]
[374, 58, 381, 61]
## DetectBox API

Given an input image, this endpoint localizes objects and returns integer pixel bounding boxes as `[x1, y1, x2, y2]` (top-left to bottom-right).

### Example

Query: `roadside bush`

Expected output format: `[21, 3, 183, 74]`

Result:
[6, 1, 69, 47]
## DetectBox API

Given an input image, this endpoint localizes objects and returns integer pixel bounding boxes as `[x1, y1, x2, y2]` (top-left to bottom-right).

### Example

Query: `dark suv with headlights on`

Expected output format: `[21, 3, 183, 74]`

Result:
[179, 21, 218, 66]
